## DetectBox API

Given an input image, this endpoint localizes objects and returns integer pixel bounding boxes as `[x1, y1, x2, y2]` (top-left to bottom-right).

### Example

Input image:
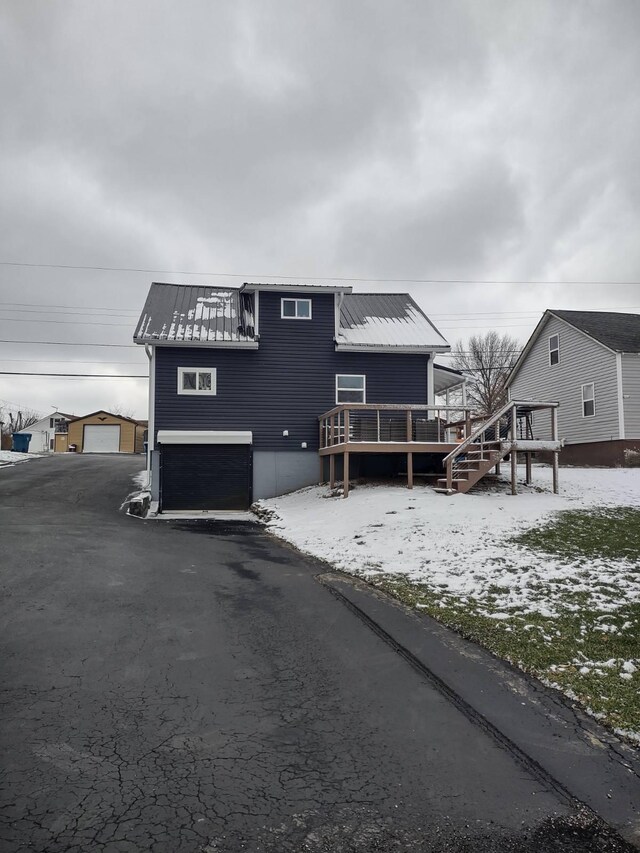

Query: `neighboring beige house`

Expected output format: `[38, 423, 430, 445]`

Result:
[507, 310, 640, 466]
[66, 411, 146, 454]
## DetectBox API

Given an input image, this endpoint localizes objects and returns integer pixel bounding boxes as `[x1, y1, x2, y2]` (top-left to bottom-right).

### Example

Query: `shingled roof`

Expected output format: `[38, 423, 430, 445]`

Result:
[551, 310, 640, 352]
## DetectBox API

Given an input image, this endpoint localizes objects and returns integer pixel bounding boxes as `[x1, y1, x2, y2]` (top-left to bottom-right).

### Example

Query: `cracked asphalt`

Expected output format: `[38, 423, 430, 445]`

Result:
[0, 455, 635, 852]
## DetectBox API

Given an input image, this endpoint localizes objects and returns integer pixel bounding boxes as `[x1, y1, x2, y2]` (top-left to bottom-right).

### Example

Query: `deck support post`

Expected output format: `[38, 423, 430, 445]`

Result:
[330, 415, 335, 447]
[510, 404, 517, 495]
[551, 407, 559, 494]
[525, 452, 532, 485]
[406, 409, 412, 442]
[329, 454, 335, 489]
[407, 452, 413, 489]
[343, 451, 349, 498]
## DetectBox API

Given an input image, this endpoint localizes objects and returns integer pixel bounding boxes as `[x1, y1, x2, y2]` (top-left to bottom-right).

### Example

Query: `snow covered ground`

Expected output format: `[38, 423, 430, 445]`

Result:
[0, 450, 39, 467]
[259, 466, 640, 618]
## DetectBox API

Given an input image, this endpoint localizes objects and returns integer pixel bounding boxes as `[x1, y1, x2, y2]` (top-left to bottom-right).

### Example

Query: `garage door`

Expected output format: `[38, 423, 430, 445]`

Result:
[160, 444, 252, 511]
[83, 424, 121, 453]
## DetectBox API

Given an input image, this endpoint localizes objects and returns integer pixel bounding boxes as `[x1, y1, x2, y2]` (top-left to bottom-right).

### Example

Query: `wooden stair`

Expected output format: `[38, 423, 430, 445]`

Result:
[435, 443, 506, 494]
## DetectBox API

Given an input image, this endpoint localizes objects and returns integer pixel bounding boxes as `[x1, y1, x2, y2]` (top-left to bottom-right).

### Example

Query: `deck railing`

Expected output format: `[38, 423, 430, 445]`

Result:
[318, 404, 477, 450]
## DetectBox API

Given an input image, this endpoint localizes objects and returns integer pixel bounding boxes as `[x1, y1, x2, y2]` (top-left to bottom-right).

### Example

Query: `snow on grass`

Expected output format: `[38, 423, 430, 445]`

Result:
[0, 450, 39, 467]
[260, 466, 640, 618]
[260, 466, 640, 737]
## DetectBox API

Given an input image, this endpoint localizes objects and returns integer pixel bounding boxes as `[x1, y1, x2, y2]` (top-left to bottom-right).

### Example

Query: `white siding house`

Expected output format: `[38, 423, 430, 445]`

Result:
[507, 310, 640, 466]
[16, 411, 72, 453]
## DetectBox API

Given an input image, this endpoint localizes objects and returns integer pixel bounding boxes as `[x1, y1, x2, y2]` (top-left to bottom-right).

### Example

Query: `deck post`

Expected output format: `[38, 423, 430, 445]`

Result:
[525, 452, 532, 485]
[510, 404, 517, 495]
[406, 409, 412, 441]
[329, 453, 335, 489]
[343, 451, 349, 497]
[330, 415, 335, 447]
[376, 409, 380, 442]
[465, 409, 471, 440]
[407, 452, 413, 489]
[551, 407, 559, 494]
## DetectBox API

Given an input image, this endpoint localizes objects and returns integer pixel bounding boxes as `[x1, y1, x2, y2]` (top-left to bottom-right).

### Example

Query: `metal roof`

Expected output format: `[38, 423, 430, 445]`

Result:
[134, 284, 255, 344]
[338, 293, 449, 350]
[134, 284, 450, 350]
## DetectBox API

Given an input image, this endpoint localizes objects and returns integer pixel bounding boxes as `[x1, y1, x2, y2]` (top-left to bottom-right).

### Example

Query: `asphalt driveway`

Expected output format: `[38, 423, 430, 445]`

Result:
[0, 455, 637, 852]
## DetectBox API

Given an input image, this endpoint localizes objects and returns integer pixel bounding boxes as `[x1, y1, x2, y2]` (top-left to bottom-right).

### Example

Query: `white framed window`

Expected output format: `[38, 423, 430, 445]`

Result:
[281, 298, 312, 319]
[178, 367, 217, 396]
[581, 382, 595, 417]
[336, 374, 366, 404]
[549, 334, 559, 366]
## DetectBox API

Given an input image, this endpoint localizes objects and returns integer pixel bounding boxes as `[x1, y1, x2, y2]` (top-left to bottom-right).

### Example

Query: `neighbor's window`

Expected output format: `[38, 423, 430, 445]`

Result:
[336, 374, 366, 404]
[549, 334, 559, 365]
[178, 367, 217, 395]
[281, 298, 312, 319]
[582, 383, 595, 417]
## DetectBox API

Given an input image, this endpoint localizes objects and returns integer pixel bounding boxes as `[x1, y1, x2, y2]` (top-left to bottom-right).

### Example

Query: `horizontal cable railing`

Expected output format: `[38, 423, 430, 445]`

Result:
[318, 404, 477, 449]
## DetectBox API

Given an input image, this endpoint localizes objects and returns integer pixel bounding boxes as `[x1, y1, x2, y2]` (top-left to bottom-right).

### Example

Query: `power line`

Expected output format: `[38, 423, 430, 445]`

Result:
[1, 260, 639, 285]
[0, 339, 138, 348]
[0, 316, 130, 327]
[0, 372, 147, 378]
[0, 301, 138, 314]
[0, 358, 146, 365]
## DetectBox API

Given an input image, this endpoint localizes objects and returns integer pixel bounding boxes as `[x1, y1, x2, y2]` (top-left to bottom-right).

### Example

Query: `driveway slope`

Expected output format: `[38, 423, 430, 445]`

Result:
[0, 456, 636, 852]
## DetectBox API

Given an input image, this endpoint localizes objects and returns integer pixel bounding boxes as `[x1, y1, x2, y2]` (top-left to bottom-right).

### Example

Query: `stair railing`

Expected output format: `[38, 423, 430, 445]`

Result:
[442, 400, 517, 491]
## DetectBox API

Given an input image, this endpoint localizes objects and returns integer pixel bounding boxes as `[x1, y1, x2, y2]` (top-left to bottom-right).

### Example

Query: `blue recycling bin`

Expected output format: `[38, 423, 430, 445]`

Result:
[12, 433, 31, 453]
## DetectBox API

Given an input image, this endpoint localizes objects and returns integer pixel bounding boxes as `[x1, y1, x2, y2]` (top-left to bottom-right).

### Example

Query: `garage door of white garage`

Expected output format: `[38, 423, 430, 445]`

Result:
[83, 424, 121, 453]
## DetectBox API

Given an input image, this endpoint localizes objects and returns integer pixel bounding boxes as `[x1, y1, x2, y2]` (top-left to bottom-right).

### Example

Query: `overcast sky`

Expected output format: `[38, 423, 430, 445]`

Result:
[1, 1, 639, 419]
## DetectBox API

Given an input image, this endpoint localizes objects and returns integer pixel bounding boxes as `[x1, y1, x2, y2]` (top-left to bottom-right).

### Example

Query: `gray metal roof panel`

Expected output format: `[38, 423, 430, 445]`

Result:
[338, 293, 449, 349]
[134, 283, 254, 343]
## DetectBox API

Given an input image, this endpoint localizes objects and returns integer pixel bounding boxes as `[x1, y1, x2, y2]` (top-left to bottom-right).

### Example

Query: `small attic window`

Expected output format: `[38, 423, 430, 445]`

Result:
[549, 334, 559, 366]
[281, 298, 312, 319]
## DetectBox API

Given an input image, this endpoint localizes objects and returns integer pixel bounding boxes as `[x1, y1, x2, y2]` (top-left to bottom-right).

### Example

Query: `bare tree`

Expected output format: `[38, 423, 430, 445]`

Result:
[451, 332, 522, 415]
[1, 407, 41, 433]
[108, 404, 137, 420]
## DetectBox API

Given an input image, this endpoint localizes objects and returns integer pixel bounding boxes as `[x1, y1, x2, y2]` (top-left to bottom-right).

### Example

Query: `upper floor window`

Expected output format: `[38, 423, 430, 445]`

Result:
[336, 374, 366, 404]
[178, 367, 217, 396]
[582, 383, 595, 417]
[549, 334, 559, 365]
[281, 298, 312, 319]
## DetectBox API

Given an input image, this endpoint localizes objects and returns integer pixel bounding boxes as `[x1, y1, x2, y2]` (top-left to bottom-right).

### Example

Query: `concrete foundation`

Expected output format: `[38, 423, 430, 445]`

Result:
[540, 439, 640, 467]
[253, 450, 320, 499]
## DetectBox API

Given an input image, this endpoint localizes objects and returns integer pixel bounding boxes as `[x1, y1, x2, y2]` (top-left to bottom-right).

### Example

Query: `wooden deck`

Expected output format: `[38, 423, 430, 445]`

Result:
[318, 401, 562, 497]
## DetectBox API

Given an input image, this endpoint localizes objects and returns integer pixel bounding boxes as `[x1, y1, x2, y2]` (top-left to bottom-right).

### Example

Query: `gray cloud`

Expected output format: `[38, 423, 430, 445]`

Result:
[0, 1, 639, 416]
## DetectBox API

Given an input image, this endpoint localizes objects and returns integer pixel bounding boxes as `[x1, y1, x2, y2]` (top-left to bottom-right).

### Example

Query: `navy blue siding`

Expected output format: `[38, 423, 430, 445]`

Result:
[154, 291, 429, 451]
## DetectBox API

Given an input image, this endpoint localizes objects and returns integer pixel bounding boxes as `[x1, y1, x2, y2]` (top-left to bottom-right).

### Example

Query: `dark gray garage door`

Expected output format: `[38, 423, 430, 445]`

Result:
[160, 444, 252, 511]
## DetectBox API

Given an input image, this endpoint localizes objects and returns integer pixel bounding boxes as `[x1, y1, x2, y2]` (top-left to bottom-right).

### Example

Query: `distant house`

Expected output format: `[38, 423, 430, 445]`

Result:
[133, 282, 475, 509]
[64, 411, 146, 454]
[16, 411, 73, 453]
[507, 310, 640, 465]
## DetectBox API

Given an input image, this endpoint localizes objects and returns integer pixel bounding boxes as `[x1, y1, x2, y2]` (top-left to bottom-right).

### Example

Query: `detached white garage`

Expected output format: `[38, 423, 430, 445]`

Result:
[83, 424, 121, 453]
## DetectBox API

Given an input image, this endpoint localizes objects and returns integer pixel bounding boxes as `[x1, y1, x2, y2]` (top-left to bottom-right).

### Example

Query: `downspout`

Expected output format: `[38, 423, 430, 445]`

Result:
[335, 292, 345, 342]
[427, 353, 435, 414]
[145, 344, 155, 482]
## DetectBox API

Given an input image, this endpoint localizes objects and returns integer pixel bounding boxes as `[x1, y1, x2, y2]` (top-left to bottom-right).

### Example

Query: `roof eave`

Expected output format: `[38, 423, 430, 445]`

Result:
[241, 282, 352, 294]
[335, 343, 450, 354]
[134, 338, 259, 349]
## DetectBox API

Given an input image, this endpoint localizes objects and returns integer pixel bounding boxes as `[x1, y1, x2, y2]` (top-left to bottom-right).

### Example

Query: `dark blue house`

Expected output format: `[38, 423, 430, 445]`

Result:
[134, 282, 465, 511]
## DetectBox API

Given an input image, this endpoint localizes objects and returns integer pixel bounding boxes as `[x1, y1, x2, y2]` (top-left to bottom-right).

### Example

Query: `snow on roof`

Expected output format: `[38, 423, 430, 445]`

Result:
[134, 284, 255, 344]
[338, 293, 449, 350]
[134, 284, 450, 350]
